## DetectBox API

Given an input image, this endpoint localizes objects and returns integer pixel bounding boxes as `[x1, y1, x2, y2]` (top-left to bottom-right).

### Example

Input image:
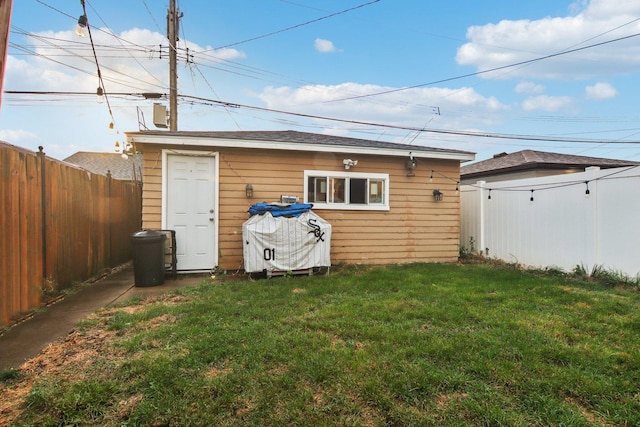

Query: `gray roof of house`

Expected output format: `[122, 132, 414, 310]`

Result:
[126, 130, 475, 159]
[461, 150, 639, 179]
[63, 152, 143, 181]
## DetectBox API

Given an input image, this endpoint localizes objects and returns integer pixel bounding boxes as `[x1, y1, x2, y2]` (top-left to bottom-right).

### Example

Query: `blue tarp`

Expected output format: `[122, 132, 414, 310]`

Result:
[248, 202, 314, 218]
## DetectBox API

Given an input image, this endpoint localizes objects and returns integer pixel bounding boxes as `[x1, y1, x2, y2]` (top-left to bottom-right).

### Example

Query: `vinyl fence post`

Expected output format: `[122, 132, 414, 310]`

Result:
[584, 167, 600, 272]
[477, 180, 486, 256]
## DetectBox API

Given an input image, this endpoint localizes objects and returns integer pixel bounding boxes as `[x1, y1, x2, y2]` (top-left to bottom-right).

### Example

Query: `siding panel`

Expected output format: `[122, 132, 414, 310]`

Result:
[141, 145, 461, 270]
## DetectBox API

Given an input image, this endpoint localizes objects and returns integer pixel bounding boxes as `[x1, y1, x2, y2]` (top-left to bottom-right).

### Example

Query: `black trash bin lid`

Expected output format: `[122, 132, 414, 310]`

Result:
[131, 230, 166, 241]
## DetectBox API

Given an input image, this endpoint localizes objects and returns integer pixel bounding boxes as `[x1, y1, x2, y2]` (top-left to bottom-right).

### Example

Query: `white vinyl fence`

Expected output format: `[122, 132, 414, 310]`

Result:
[460, 166, 640, 278]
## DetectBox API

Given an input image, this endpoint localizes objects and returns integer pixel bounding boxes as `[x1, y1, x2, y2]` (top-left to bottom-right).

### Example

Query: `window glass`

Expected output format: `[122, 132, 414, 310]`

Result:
[304, 170, 389, 211]
[329, 178, 345, 203]
[350, 178, 367, 204]
[369, 179, 384, 204]
[308, 176, 327, 203]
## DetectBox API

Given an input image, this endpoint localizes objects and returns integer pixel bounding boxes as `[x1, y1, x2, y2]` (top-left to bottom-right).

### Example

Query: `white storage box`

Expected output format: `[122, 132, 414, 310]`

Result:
[243, 211, 331, 274]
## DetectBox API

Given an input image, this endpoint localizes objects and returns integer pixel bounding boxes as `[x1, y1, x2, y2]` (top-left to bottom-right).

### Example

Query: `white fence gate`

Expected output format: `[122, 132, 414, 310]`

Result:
[460, 166, 640, 277]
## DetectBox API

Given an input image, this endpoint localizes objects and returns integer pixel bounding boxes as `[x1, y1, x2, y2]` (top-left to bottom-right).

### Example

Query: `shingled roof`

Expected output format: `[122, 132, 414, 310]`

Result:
[461, 150, 639, 180]
[126, 130, 475, 161]
[64, 152, 142, 182]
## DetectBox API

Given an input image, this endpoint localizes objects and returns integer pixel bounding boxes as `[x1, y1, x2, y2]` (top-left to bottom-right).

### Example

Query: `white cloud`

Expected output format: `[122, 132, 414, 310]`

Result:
[515, 82, 545, 94]
[585, 82, 617, 99]
[258, 83, 508, 132]
[0, 129, 38, 143]
[456, 0, 640, 79]
[1, 26, 250, 159]
[4, 28, 246, 94]
[314, 38, 341, 53]
[522, 95, 573, 112]
[568, 0, 589, 15]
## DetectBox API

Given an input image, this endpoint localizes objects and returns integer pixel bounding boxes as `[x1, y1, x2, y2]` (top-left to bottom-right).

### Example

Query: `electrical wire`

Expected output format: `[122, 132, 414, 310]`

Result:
[178, 93, 640, 145]
[81, 4, 111, 103]
[21, 2, 632, 135]
[140, 0, 163, 33]
[86, 0, 165, 88]
[464, 165, 640, 196]
[177, 12, 241, 129]
[325, 32, 640, 104]
[10, 24, 168, 93]
[200, 0, 380, 52]
[17, 0, 640, 159]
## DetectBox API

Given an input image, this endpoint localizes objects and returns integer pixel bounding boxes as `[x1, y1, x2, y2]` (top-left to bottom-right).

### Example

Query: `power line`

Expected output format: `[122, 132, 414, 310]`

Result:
[177, 93, 640, 145]
[140, 0, 163, 33]
[85, 0, 165, 88]
[81, 0, 117, 132]
[325, 31, 640, 103]
[18, 0, 640, 154]
[178, 8, 241, 130]
[200, 0, 380, 52]
[10, 24, 167, 93]
[5, 90, 165, 97]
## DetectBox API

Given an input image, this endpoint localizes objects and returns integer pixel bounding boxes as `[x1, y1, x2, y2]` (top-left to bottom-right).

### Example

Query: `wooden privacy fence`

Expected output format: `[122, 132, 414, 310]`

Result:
[0, 142, 142, 326]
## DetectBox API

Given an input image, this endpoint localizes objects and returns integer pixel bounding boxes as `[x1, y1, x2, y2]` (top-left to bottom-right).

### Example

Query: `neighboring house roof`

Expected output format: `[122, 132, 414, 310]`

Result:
[126, 130, 476, 162]
[64, 152, 143, 181]
[460, 150, 639, 180]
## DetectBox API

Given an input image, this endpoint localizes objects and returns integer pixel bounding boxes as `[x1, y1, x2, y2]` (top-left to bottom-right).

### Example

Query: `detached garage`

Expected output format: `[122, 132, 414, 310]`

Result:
[125, 130, 474, 272]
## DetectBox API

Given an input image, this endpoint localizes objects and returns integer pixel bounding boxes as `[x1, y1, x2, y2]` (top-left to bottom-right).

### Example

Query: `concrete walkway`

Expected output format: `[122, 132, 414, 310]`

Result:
[0, 265, 206, 370]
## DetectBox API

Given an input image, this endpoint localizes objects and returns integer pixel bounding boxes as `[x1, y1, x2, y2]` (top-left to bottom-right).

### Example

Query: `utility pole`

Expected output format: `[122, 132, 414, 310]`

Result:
[0, 0, 13, 110]
[167, 0, 179, 131]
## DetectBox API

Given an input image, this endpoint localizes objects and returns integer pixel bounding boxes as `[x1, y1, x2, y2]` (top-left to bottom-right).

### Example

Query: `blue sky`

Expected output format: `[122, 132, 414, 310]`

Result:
[2, 0, 640, 162]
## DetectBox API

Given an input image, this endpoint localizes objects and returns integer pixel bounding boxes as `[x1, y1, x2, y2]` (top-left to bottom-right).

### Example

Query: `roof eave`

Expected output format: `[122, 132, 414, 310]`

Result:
[461, 162, 630, 179]
[126, 133, 475, 162]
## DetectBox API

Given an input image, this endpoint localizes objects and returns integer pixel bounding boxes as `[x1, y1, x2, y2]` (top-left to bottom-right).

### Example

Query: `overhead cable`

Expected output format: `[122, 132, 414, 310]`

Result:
[178, 94, 640, 145]
[200, 0, 380, 52]
[326, 32, 640, 103]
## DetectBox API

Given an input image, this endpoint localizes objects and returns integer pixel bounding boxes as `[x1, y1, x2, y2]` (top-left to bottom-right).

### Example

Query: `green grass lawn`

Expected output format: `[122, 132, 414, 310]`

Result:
[4, 262, 640, 426]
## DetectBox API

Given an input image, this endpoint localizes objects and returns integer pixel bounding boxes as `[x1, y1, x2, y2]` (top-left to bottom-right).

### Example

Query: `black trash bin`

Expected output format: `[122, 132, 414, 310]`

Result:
[131, 230, 167, 287]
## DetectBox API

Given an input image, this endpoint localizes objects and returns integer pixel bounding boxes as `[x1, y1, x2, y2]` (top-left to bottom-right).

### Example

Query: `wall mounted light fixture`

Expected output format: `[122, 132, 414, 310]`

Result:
[245, 183, 254, 198]
[433, 189, 443, 201]
[406, 153, 417, 177]
[343, 159, 358, 170]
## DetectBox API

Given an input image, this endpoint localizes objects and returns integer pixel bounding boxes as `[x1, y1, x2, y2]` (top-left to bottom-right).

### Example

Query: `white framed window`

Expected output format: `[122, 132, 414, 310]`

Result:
[304, 170, 390, 210]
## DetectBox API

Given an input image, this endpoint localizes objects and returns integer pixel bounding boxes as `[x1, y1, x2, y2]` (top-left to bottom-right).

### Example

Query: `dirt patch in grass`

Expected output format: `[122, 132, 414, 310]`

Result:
[144, 313, 178, 330]
[436, 392, 469, 408]
[565, 397, 617, 427]
[115, 392, 144, 419]
[0, 309, 127, 425]
[206, 359, 232, 378]
[151, 293, 193, 306]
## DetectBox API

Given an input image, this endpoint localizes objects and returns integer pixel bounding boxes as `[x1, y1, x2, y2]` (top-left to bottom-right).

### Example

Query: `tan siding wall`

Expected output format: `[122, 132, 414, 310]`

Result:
[140, 144, 461, 270]
[141, 147, 163, 229]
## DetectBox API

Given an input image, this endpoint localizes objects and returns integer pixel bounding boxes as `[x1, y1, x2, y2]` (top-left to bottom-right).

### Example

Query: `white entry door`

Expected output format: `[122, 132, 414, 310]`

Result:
[166, 154, 217, 271]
